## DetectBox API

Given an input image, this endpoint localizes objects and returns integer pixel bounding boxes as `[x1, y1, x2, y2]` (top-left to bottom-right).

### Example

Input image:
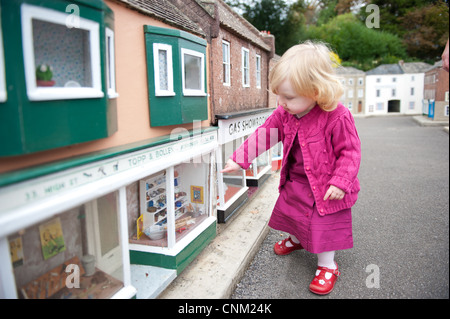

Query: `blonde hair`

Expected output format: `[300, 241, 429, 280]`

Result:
[269, 41, 343, 111]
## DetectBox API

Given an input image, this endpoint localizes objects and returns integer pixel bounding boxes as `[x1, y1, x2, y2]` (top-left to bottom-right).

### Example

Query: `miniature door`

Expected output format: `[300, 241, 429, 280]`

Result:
[85, 192, 122, 279]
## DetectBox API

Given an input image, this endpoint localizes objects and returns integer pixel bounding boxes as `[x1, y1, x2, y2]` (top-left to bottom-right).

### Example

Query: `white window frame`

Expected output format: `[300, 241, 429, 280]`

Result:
[0, 9, 6, 102]
[222, 40, 231, 86]
[105, 27, 118, 99]
[181, 48, 206, 96]
[153, 43, 175, 96]
[242, 47, 250, 88]
[255, 54, 261, 89]
[21, 4, 103, 101]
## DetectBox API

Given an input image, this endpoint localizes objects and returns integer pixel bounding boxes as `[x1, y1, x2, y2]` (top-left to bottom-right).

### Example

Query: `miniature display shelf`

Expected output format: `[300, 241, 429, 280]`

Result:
[19, 256, 123, 299]
[131, 170, 208, 246]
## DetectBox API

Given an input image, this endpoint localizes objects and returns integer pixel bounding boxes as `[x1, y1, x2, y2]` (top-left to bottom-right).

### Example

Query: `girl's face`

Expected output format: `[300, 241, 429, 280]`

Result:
[277, 79, 316, 116]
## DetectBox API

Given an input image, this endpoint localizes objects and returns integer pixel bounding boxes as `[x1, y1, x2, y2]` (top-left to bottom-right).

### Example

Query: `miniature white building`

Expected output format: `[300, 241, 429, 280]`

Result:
[365, 61, 431, 115]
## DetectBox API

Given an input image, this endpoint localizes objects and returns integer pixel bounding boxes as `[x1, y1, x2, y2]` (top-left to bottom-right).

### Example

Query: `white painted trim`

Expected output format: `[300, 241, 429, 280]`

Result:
[241, 47, 250, 88]
[128, 216, 216, 256]
[0, 238, 18, 299]
[181, 48, 206, 96]
[105, 27, 118, 99]
[0, 9, 6, 103]
[153, 43, 175, 97]
[222, 40, 231, 86]
[21, 4, 103, 101]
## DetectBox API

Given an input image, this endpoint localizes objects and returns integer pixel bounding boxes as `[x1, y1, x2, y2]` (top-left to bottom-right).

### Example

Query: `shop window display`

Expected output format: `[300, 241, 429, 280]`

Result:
[243, 133, 272, 180]
[131, 162, 211, 248]
[218, 139, 247, 205]
[7, 192, 124, 299]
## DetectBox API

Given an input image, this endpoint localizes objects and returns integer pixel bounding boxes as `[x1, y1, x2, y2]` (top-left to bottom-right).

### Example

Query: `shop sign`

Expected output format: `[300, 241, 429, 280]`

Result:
[217, 111, 273, 144]
[0, 131, 217, 212]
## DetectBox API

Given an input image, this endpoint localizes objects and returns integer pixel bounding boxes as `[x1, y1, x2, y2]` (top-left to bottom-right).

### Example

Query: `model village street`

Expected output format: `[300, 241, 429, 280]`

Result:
[232, 116, 449, 299]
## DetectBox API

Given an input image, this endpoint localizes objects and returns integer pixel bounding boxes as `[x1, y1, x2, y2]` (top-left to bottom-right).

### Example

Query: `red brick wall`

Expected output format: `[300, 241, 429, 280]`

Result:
[210, 28, 271, 120]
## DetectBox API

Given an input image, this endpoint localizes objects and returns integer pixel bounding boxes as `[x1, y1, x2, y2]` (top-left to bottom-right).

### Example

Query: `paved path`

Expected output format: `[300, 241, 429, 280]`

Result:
[232, 116, 449, 299]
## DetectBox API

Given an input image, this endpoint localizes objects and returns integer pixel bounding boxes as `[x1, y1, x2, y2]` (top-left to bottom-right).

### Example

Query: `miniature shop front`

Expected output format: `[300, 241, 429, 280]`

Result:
[215, 108, 275, 223]
[125, 129, 218, 299]
[0, 163, 137, 299]
[0, 128, 218, 299]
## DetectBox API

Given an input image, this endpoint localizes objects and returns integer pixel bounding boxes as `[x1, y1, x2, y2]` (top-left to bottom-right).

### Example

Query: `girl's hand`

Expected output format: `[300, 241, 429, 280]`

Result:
[220, 159, 241, 173]
[323, 185, 345, 201]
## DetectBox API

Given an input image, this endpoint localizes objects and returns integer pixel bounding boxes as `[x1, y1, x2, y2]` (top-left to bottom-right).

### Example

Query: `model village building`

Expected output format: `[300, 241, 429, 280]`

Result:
[423, 61, 450, 121]
[0, 0, 278, 299]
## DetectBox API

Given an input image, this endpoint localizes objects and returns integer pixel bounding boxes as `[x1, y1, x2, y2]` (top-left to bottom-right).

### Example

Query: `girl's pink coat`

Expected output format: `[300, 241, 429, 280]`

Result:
[232, 103, 361, 216]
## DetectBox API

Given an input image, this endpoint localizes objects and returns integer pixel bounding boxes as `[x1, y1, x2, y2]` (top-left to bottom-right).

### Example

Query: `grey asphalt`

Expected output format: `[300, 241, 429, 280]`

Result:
[231, 116, 449, 299]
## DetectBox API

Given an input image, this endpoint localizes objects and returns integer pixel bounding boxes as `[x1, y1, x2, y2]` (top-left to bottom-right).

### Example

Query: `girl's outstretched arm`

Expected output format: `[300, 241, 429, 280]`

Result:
[220, 159, 242, 173]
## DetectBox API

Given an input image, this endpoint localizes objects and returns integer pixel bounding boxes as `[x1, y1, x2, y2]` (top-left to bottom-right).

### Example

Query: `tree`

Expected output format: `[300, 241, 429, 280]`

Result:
[304, 13, 408, 70]
[400, 2, 449, 61]
[358, 0, 449, 61]
[235, 0, 306, 55]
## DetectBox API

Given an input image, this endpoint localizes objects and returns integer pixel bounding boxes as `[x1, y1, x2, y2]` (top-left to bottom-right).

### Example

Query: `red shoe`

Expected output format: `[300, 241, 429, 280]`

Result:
[309, 262, 340, 295]
[273, 237, 303, 255]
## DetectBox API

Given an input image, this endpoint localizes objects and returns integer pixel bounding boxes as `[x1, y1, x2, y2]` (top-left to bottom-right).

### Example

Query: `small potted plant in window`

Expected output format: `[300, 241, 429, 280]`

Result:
[36, 64, 55, 87]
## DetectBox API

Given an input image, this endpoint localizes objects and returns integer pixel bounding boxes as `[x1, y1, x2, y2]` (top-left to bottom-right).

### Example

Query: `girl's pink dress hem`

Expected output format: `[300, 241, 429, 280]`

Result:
[268, 134, 353, 254]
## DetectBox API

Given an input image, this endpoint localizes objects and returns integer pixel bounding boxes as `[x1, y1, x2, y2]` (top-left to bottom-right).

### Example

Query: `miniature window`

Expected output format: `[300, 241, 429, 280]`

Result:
[242, 48, 250, 87]
[105, 28, 118, 99]
[133, 162, 212, 248]
[256, 54, 261, 89]
[348, 89, 353, 98]
[21, 4, 103, 101]
[219, 139, 247, 206]
[222, 41, 231, 86]
[244, 133, 272, 180]
[0, 13, 6, 102]
[8, 192, 125, 299]
[153, 43, 175, 96]
[181, 48, 205, 96]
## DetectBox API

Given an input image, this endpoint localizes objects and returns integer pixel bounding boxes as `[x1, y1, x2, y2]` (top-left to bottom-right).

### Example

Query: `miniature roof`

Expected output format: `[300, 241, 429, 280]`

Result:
[365, 63, 404, 75]
[335, 66, 365, 75]
[216, 0, 271, 51]
[366, 61, 432, 75]
[115, 0, 205, 37]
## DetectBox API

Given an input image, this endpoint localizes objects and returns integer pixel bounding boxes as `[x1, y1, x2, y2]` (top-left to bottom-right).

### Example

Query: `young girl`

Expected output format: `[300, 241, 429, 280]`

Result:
[221, 41, 361, 295]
